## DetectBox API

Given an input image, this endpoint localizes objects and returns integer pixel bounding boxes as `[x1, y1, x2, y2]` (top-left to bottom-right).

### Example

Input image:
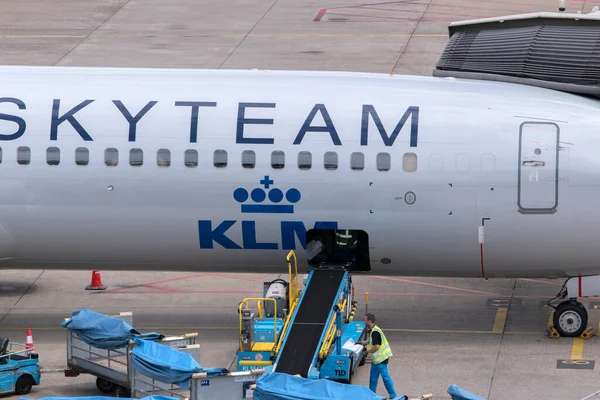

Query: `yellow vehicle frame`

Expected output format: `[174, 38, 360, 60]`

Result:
[238, 250, 300, 355]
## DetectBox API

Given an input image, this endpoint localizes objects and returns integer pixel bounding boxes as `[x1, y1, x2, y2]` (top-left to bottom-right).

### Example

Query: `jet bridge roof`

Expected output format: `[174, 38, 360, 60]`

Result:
[433, 11, 600, 98]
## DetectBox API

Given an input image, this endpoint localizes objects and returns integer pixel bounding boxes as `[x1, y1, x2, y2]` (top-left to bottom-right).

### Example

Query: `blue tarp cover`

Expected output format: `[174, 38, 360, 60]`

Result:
[131, 338, 228, 389]
[254, 372, 385, 400]
[61, 309, 163, 349]
[448, 384, 486, 400]
[20, 397, 178, 400]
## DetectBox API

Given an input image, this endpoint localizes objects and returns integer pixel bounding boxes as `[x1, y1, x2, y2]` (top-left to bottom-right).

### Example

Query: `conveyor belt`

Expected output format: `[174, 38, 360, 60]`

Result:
[274, 269, 346, 377]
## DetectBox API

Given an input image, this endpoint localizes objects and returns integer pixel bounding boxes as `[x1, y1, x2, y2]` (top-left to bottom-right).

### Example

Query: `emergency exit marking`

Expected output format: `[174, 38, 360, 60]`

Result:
[487, 298, 522, 307]
[556, 360, 595, 370]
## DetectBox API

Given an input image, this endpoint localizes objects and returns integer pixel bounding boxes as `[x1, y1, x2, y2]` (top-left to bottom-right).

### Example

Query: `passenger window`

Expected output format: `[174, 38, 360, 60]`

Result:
[402, 152, 417, 172]
[271, 151, 285, 169]
[298, 151, 311, 170]
[214, 150, 227, 168]
[105, 148, 118, 167]
[242, 150, 255, 169]
[157, 149, 171, 167]
[0, 147, 3, 164]
[130, 148, 143, 166]
[184, 149, 198, 168]
[75, 147, 89, 166]
[324, 152, 338, 170]
[47, 147, 60, 166]
[351, 152, 364, 170]
[17, 146, 30, 165]
[377, 152, 391, 171]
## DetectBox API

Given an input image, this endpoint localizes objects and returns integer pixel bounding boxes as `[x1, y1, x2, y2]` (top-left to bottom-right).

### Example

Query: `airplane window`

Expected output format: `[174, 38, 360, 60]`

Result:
[47, 147, 60, 166]
[271, 151, 285, 169]
[184, 149, 198, 168]
[157, 149, 170, 167]
[75, 147, 89, 166]
[17, 146, 30, 165]
[0, 147, 3, 164]
[242, 150, 255, 169]
[130, 148, 143, 167]
[377, 152, 391, 171]
[105, 148, 118, 167]
[298, 151, 311, 170]
[324, 152, 338, 170]
[402, 152, 417, 172]
[214, 150, 227, 168]
[351, 152, 364, 170]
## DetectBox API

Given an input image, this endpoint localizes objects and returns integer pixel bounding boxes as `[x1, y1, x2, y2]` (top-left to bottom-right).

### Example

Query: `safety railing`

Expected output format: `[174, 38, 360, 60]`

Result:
[318, 298, 347, 359]
[287, 250, 299, 308]
[238, 298, 278, 352]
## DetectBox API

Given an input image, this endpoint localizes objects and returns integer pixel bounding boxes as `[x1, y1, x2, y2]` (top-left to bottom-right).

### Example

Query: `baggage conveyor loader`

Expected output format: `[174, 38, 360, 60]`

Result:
[236, 252, 367, 383]
[271, 259, 367, 383]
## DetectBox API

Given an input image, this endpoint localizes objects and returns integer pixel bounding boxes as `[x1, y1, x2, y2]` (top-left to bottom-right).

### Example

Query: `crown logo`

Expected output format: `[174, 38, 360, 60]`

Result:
[233, 176, 301, 214]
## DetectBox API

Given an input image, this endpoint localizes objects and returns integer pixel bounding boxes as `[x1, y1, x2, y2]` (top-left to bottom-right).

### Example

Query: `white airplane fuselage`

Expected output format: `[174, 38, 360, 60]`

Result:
[0, 66, 597, 278]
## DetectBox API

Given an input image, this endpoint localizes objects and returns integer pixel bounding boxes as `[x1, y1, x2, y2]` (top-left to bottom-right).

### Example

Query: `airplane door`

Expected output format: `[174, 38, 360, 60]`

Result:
[517, 122, 559, 212]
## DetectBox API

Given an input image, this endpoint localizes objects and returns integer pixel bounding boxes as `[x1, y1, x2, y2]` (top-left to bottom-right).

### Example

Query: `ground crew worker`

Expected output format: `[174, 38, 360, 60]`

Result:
[359, 313, 406, 400]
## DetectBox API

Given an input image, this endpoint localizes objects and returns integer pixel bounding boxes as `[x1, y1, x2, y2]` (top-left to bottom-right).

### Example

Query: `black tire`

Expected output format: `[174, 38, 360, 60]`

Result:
[96, 377, 117, 394]
[115, 386, 131, 397]
[553, 301, 588, 337]
[15, 374, 34, 395]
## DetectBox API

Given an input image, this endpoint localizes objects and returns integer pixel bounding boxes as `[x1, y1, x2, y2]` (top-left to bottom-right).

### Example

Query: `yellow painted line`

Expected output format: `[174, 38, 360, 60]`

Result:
[0, 326, 546, 335]
[571, 337, 584, 360]
[0, 33, 447, 40]
[0, 326, 237, 332]
[492, 308, 508, 334]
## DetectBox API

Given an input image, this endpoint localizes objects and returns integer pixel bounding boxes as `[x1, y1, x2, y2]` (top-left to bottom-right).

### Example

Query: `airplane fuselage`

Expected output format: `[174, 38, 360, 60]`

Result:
[0, 66, 597, 278]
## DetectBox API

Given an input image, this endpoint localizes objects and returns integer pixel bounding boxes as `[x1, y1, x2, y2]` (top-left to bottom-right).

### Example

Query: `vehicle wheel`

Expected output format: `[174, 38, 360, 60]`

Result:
[115, 386, 131, 397]
[554, 300, 588, 337]
[96, 377, 117, 394]
[15, 375, 34, 395]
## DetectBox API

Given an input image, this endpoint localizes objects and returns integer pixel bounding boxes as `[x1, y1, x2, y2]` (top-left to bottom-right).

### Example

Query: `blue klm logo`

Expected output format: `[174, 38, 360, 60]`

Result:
[198, 176, 337, 250]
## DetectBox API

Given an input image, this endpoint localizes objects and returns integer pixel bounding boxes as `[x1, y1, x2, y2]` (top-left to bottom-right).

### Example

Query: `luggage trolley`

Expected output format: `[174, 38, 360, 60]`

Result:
[131, 368, 264, 400]
[64, 311, 199, 396]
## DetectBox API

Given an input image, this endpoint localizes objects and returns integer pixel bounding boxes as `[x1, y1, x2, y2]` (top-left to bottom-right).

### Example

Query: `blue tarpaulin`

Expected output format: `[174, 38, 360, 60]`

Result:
[131, 338, 228, 389]
[20, 397, 178, 400]
[61, 309, 163, 350]
[448, 384, 486, 400]
[254, 372, 385, 400]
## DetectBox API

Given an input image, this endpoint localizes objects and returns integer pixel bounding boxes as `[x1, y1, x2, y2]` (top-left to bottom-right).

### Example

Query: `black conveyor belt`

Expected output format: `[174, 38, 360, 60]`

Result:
[274, 269, 346, 377]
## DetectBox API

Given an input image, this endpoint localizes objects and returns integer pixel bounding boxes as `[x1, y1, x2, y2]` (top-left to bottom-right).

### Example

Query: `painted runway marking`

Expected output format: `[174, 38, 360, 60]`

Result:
[492, 308, 508, 334]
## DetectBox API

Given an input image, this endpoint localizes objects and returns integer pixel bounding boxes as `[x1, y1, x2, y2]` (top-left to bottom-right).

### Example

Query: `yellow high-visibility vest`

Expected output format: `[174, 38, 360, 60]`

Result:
[368, 325, 393, 364]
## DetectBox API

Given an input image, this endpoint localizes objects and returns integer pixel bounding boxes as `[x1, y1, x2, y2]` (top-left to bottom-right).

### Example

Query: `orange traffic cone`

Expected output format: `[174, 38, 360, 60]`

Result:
[25, 328, 34, 353]
[86, 270, 107, 290]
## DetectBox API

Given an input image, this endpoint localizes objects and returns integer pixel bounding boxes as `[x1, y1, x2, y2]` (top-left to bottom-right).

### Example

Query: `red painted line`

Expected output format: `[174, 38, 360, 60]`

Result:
[369, 276, 504, 296]
[518, 278, 562, 287]
[579, 276, 582, 297]
[314, 8, 327, 21]
[102, 289, 263, 295]
[324, 11, 468, 21]
[203, 272, 266, 282]
[345, 6, 490, 19]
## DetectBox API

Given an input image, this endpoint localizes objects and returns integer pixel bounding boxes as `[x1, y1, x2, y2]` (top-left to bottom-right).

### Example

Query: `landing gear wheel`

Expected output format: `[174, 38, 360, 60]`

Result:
[553, 300, 588, 337]
[96, 377, 117, 394]
[15, 374, 34, 395]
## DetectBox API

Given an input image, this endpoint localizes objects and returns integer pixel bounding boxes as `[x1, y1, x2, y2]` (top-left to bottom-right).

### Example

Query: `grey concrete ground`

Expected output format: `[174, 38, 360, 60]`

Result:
[0, 270, 599, 400]
[2, 0, 600, 399]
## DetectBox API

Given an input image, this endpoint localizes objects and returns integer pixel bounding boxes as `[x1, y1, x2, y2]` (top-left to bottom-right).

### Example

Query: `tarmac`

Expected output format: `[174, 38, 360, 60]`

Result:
[2, 0, 600, 399]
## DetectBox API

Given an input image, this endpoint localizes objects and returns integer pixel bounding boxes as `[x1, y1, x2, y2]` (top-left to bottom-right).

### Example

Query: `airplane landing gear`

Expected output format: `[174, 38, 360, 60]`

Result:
[552, 300, 588, 337]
